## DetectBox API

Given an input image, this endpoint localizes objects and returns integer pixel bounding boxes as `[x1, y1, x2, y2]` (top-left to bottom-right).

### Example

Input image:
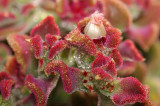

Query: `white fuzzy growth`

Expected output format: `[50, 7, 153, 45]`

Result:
[84, 21, 106, 39]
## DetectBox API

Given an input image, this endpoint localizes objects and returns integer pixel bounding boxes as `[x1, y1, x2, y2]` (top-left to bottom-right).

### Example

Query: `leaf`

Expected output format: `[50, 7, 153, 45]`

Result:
[25, 74, 59, 106]
[0, 12, 15, 24]
[48, 40, 67, 59]
[45, 60, 82, 93]
[105, 27, 121, 48]
[55, 0, 70, 18]
[91, 67, 113, 81]
[127, 23, 159, 51]
[0, 0, 9, 7]
[109, 49, 123, 68]
[103, 0, 132, 30]
[111, 77, 146, 105]
[117, 61, 136, 76]
[55, 0, 102, 22]
[118, 39, 145, 62]
[45, 34, 60, 47]
[135, 1, 160, 26]
[0, 80, 15, 100]
[101, 61, 117, 77]
[65, 29, 97, 56]
[21, 4, 34, 15]
[0, 25, 25, 40]
[5, 56, 24, 84]
[30, 35, 43, 59]
[91, 52, 110, 69]
[0, 72, 15, 100]
[30, 16, 60, 40]
[7, 34, 33, 74]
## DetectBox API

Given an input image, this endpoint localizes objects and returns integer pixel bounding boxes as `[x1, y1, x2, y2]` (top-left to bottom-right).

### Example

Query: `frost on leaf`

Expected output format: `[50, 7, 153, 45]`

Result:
[7, 34, 33, 74]
[48, 40, 67, 59]
[25, 74, 59, 106]
[30, 16, 60, 39]
[45, 60, 82, 93]
[0, 72, 15, 100]
[118, 39, 145, 62]
[65, 29, 97, 56]
[30, 35, 43, 59]
[111, 77, 147, 105]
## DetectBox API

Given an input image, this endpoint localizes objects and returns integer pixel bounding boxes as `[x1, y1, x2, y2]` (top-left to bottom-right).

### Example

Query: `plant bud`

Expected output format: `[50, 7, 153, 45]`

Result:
[84, 12, 106, 39]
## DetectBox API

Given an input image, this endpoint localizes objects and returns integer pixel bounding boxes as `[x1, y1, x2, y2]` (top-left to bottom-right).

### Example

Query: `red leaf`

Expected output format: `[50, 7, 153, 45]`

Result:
[118, 40, 145, 62]
[91, 67, 113, 81]
[45, 34, 60, 47]
[65, 29, 97, 56]
[30, 16, 60, 39]
[117, 61, 136, 76]
[109, 49, 123, 68]
[44, 60, 71, 93]
[30, 35, 43, 59]
[0, 72, 13, 81]
[91, 52, 110, 69]
[67, 67, 82, 92]
[0, 0, 9, 7]
[5, 56, 24, 85]
[48, 40, 67, 59]
[102, 61, 117, 77]
[93, 37, 106, 48]
[55, 0, 70, 18]
[134, 0, 151, 10]
[127, 23, 159, 51]
[0, 25, 25, 40]
[21, 4, 34, 15]
[45, 60, 81, 93]
[105, 27, 121, 48]
[111, 77, 146, 105]
[7, 34, 33, 74]
[38, 58, 45, 72]
[104, 0, 132, 29]
[55, 0, 102, 22]
[25, 74, 59, 106]
[0, 80, 15, 100]
[0, 72, 15, 100]
[0, 12, 15, 22]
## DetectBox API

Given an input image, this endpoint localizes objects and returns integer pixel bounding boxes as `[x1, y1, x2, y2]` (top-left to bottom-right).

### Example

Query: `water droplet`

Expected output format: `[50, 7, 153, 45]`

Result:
[73, 50, 91, 70]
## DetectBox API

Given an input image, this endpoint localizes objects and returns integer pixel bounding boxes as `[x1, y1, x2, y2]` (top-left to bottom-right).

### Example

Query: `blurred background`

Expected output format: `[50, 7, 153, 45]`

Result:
[0, 0, 160, 106]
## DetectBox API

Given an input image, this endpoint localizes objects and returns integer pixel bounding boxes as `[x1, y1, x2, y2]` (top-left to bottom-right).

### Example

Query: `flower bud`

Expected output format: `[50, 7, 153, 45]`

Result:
[84, 12, 106, 39]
